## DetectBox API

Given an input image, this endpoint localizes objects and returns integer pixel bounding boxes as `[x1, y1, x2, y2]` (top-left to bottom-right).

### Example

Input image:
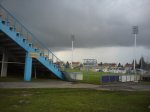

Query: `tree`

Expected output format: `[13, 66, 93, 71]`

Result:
[65, 61, 70, 68]
[80, 63, 83, 68]
[148, 63, 150, 70]
[99, 62, 103, 66]
[132, 59, 138, 68]
[118, 63, 121, 67]
[139, 56, 146, 69]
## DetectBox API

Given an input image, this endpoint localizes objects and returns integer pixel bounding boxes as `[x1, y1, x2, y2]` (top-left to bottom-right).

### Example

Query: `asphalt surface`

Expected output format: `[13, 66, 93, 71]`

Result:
[0, 80, 150, 91]
[0, 80, 98, 89]
[99, 82, 150, 91]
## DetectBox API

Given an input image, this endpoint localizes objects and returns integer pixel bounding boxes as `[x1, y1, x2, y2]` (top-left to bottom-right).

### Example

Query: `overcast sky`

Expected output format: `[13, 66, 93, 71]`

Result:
[1, 0, 150, 64]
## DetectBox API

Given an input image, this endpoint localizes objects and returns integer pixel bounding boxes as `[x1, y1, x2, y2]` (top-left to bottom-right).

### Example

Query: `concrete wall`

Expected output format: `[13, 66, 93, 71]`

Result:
[69, 72, 83, 81]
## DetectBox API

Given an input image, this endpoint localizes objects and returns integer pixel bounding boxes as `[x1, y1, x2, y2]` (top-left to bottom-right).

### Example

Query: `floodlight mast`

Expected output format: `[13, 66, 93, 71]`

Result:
[71, 34, 75, 68]
[132, 26, 138, 74]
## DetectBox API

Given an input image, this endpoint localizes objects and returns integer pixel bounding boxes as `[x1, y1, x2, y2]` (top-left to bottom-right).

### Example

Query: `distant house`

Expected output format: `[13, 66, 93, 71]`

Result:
[99, 63, 117, 72]
[113, 68, 126, 74]
[124, 63, 133, 70]
[109, 63, 117, 69]
[103, 63, 117, 69]
[72, 62, 80, 68]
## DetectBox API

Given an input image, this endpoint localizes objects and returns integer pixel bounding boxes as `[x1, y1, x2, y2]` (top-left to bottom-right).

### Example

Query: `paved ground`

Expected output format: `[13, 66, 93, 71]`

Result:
[0, 80, 98, 89]
[0, 80, 150, 91]
[99, 82, 150, 91]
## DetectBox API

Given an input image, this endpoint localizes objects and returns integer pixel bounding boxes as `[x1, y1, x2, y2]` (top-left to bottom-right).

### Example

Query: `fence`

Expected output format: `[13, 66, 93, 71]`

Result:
[119, 75, 141, 82]
[101, 75, 119, 83]
[101, 75, 141, 84]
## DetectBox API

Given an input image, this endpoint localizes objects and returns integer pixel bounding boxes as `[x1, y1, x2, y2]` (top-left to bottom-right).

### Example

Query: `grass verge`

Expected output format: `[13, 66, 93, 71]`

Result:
[0, 88, 149, 112]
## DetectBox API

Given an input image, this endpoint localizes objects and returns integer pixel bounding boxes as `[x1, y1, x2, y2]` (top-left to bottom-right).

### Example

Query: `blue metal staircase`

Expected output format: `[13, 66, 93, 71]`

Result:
[0, 4, 64, 81]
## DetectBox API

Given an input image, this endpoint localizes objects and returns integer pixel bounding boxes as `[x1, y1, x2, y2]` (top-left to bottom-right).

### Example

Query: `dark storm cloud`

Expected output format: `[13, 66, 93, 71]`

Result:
[1, 0, 150, 50]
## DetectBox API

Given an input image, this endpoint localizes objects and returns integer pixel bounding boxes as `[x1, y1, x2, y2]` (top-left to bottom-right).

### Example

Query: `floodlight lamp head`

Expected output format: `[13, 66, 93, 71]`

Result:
[132, 26, 138, 34]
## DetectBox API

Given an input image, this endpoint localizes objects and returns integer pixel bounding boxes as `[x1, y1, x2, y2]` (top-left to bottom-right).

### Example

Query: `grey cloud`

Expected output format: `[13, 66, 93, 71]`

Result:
[1, 0, 150, 51]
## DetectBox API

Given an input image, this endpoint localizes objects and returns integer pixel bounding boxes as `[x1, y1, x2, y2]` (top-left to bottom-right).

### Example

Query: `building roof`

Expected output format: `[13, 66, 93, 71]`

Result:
[72, 62, 80, 65]
[103, 63, 117, 67]
[124, 63, 133, 68]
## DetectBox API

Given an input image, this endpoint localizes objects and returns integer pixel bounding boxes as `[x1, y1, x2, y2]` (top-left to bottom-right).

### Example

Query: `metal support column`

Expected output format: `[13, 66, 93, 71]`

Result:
[24, 52, 32, 81]
[1, 49, 8, 77]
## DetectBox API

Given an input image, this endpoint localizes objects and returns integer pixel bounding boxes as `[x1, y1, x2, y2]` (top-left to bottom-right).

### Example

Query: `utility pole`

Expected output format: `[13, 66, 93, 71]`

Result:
[132, 26, 138, 74]
[71, 34, 75, 69]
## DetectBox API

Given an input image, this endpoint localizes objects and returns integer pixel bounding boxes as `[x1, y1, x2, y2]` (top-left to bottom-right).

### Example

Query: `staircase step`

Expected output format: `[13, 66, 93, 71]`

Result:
[34, 48, 39, 52]
[9, 26, 13, 31]
[29, 43, 33, 47]
[45, 56, 48, 60]
[2, 20, 5, 24]
[16, 32, 20, 37]
[23, 38, 27, 42]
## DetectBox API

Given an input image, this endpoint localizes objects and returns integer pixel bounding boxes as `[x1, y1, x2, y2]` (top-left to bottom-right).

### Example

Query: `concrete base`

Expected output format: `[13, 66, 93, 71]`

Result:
[1, 49, 8, 77]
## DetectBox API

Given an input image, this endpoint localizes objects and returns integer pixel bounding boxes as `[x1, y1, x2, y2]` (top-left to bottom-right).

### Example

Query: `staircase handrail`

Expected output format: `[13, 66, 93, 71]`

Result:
[0, 4, 62, 63]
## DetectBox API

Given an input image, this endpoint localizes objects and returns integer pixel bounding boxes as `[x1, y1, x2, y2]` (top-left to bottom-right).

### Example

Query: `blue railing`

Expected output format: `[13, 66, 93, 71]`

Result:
[0, 4, 64, 69]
